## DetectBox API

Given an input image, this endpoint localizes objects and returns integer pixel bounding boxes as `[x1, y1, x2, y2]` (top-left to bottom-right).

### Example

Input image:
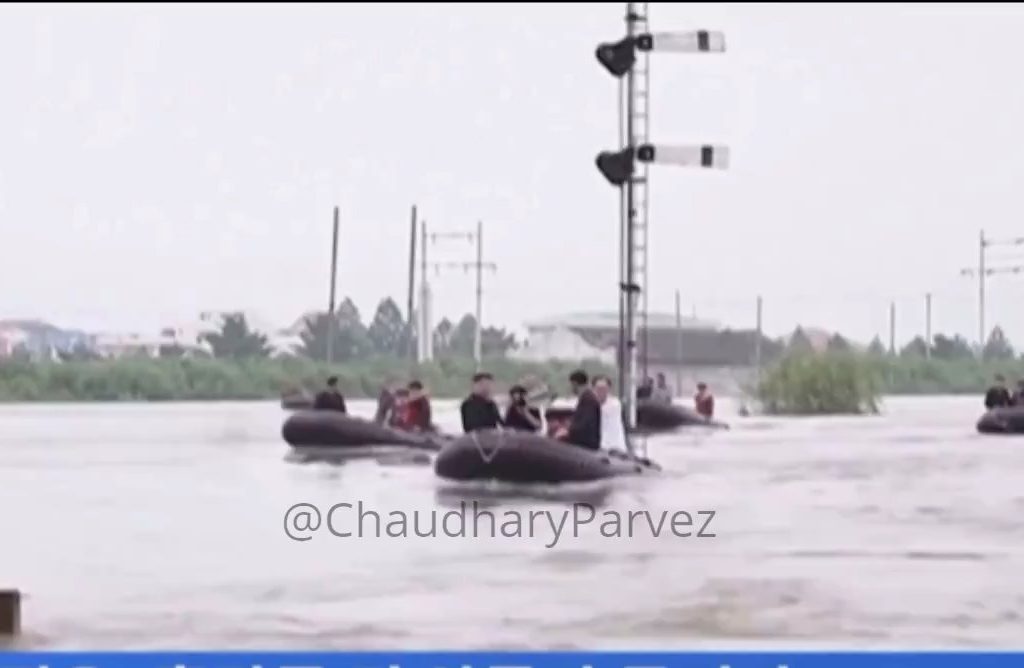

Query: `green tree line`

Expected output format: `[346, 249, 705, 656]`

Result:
[0, 355, 612, 403]
[754, 326, 1024, 415]
[198, 298, 519, 362]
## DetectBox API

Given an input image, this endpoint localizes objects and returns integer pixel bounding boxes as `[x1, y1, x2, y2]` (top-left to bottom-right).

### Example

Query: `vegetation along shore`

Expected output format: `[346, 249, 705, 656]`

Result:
[2, 303, 1023, 404]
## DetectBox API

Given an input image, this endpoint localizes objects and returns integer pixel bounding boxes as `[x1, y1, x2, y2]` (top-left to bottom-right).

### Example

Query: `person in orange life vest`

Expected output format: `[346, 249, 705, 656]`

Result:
[401, 380, 434, 432]
[694, 382, 714, 419]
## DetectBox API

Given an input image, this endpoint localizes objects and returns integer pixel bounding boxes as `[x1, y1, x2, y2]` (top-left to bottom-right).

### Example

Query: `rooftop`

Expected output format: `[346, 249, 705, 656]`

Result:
[524, 311, 719, 331]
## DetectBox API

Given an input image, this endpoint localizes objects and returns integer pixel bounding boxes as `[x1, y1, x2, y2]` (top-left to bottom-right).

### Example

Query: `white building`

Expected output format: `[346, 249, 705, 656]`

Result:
[0, 327, 29, 358]
[512, 311, 718, 364]
[91, 311, 305, 360]
[92, 332, 190, 359]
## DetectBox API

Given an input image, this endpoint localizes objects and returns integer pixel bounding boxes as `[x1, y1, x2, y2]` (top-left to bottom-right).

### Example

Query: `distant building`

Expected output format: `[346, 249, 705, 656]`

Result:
[513, 311, 776, 367]
[0, 319, 91, 359]
[194, 311, 302, 357]
[786, 326, 835, 353]
[92, 332, 176, 359]
[0, 327, 29, 358]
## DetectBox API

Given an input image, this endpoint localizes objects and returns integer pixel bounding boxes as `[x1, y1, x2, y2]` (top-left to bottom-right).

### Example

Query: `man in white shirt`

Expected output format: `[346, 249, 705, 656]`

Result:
[592, 375, 628, 451]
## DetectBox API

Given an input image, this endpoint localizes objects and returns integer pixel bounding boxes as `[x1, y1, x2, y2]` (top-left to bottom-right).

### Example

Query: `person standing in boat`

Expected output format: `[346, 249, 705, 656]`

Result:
[503, 384, 542, 432]
[312, 376, 347, 413]
[694, 381, 715, 419]
[373, 380, 399, 424]
[652, 373, 673, 404]
[985, 374, 1014, 410]
[460, 372, 504, 432]
[592, 375, 627, 450]
[554, 370, 601, 450]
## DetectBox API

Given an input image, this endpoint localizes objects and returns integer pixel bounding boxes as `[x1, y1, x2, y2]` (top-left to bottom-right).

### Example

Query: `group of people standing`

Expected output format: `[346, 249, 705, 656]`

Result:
[984, 374, 1024, 409]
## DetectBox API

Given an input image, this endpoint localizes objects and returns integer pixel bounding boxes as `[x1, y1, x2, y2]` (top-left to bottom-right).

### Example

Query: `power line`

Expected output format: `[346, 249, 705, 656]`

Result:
[425, 222, 497, 369]
[959, 229, 1024, 351]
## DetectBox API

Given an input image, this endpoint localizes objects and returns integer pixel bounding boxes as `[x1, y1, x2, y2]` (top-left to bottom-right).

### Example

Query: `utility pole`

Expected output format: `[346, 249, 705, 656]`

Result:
[474, 221, 485, 364]
[674, 289, 683, 396]
[418, 220, 431, 363]
[326, 206, 340, 365]
[427, 223, 497, 369]
[594, 4, 727, 439]
[406, 205, 418, 364]
[754, 295, 763, 388]
[888, 301, 896, 356]
[960, 229, 1024, 353]
[924, 292, 932, 360]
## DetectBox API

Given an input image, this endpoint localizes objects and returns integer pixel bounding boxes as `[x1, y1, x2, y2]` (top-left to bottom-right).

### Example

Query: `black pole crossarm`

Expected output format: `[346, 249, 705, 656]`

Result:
[983, 236, 1024, 247]
[961, 265, 1024, 276]
[432, 261, 497, 272]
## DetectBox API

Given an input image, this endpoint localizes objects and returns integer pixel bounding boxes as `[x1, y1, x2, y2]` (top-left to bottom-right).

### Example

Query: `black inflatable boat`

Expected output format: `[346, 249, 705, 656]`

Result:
[976, 406, 1024, 435]
[544, 398, 728, 433]
[434, 429, 661, 484]
[282, 411, 450, 451]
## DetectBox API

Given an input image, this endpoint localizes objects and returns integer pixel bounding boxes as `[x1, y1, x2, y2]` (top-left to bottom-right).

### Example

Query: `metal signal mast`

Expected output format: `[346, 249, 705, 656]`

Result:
[594, 3, 728, 441]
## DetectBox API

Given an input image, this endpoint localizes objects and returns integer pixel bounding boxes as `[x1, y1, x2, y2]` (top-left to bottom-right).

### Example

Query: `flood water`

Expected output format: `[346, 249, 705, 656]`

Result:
[1, 395, 1021, 649]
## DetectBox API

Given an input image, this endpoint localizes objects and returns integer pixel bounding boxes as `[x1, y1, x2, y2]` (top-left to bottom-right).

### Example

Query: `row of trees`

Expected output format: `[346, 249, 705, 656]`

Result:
[186, 297, 518, 362]
[0, 355, 610, 402]
[24, 298, 1022, 366]
[784, 325, 1019, 362]
[752, 326, 1024, 413]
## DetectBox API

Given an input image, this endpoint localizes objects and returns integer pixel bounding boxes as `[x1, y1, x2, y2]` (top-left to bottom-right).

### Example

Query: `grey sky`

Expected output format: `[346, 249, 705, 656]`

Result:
[2, 3, 1023, 345]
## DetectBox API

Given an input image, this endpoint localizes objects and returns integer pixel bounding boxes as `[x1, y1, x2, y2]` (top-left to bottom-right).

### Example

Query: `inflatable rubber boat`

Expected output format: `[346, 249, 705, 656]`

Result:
[434, 429, 661, 484]
[282, 411, 450, 452]
[976, 406, 1024, 434]
[544, 397, 728, 433]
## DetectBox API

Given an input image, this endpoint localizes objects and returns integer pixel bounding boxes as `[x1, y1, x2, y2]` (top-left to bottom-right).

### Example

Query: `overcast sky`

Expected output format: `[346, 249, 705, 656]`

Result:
[2, 3, 1023, 346]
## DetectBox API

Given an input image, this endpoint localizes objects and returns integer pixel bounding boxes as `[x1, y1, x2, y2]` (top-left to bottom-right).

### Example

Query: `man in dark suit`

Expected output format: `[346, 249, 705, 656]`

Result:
[312, 376, 347, 413]
[554, 369, 601, 450]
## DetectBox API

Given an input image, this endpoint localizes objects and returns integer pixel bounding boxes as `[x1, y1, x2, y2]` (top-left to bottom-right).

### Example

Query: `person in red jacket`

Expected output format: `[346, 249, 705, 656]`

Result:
[694, 382, 714, 419]
[397, 380, 433, 432]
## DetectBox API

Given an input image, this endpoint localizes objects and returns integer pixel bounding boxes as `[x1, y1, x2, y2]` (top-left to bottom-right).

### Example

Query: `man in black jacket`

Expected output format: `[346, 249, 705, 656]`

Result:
[555, 369, 601, 450]
[313, 376, 347, 413]
[373, 380, 399, 424]
[460, 372, 504, 433]
[503, 384, 542, 432]
[985, 374, 1013, 410]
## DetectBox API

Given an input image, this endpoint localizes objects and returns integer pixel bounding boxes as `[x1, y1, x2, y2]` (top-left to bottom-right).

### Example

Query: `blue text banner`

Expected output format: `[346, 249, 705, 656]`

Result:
[0, 652, 1023, 668]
